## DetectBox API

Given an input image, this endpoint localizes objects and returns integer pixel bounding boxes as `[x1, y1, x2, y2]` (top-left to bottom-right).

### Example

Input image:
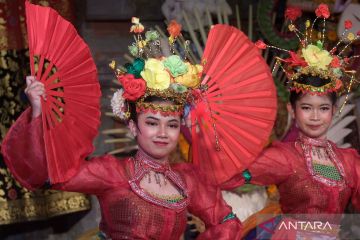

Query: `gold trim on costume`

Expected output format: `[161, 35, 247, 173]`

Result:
[290, 66, 338, 93]
[136, 102, 184, 114]
[0, 191, 90, 225]
[143, 87, 190, 105]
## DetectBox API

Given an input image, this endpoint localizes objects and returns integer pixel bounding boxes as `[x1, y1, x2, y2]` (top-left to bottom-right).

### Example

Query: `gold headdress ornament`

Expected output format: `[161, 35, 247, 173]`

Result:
[109, 18, 204, 120]
[255, 4, 359, 99]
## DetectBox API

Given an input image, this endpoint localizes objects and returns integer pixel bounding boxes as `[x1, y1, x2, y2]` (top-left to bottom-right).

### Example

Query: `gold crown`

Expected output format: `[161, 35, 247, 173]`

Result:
[255, 4, 359, 95]
[110, 18, 203, 120]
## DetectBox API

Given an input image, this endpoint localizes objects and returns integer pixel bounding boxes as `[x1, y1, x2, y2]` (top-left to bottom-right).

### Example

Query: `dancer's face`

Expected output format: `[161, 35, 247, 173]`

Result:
[289, 94, 336, 139]
[129, 101, 180, 162]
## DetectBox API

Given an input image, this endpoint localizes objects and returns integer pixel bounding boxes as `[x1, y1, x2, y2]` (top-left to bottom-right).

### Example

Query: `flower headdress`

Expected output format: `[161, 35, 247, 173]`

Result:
[110, 18, 203, 120]
[255, 4, 359, 97]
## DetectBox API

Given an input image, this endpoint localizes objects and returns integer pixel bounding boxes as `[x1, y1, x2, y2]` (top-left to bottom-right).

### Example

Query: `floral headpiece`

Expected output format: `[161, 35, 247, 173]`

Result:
[110, 18, 203, 120]
[255, 4, 359, 96]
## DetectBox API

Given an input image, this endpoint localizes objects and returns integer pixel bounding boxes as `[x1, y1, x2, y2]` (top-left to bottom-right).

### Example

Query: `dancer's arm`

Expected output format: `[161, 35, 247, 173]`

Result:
[222, 142, 293, 190]
[174, 164, 242, 239]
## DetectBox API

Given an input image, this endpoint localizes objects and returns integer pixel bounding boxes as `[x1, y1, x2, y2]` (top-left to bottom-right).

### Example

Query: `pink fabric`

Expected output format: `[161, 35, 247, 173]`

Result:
[26, 1, 102, 184]
[192, 25, 278, 186]
[349, 148, 360, 211]
[1, 108, 47, 190]
[224, 140, 360, 215]
[1, 109, 242, 239]
[282, 122, 300, 142]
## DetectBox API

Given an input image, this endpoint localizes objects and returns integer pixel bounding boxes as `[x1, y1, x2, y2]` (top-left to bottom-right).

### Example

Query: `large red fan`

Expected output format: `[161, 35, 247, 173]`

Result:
[25, 1, 101, 184]
[191, 25, 277, 186]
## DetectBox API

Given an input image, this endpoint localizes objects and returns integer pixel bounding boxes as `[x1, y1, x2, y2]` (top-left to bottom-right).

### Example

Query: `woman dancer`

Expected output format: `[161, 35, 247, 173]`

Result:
[1, 19, 242, 239]
[222, 4, 360, 239]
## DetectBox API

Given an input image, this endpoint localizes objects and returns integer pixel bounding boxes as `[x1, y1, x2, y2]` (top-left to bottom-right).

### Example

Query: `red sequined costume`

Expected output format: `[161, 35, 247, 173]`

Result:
[224, 135, 360, 238]
[2, 109, 242, 240]
[224, 135, 360, 215]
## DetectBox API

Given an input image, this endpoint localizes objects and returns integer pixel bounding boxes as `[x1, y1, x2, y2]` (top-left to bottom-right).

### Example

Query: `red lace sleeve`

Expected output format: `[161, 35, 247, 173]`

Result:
[174, 164, 242, 239]
[54, 155, 128, 195]
[222, 142, 293, 189]
[1, 108, 128, 194]
[348, 149, 360, 211]
[1, 108, 48, 190]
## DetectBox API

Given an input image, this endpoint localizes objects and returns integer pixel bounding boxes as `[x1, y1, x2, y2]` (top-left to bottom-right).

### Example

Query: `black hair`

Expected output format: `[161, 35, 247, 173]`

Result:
[128, 101, 138, 123]
[289, 75, 337, 107]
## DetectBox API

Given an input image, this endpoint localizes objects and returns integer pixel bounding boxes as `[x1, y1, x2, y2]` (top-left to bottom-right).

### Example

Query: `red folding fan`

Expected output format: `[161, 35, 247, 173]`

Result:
[191, 25, 277, 186]
[25, 1, 101, 184]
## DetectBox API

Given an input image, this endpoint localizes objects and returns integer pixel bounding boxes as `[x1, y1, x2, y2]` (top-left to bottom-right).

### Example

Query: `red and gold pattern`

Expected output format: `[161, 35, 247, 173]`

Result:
[129, 150, 188, 211]
[223, 136, 360, 216]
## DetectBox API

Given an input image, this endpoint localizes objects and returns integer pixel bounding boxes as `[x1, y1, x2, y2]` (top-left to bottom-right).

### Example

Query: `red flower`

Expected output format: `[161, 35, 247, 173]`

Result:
[330, 57, 340, 68]
[335, 79, 343, 90]
[285, 6, 302, 21]
[344, 20, 352, 30]
[357, 30, 360, 36]
[8, 188, 17, 200]
[344, 57, 350, 64]
[315, 4, 330, 19]
[283, 51, 308, 67]
[255, 40, 267, 49]
[167, 20, 182, 37]
[118, 74, 146, 101]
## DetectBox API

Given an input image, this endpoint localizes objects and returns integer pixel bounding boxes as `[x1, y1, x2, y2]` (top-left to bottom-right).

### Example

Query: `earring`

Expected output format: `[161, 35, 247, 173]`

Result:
[128, 121, 137, 137]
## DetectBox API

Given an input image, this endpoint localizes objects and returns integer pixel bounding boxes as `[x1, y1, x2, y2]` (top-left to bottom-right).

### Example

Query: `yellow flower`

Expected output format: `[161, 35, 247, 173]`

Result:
[347, 32, 355, 41]
[301, 44, 332, 70]
[174, 63, 203, 88]
[137, 40, 147, 48]
[109, 60, 116, 70]
[288, 24, 296, 32]
[141, 58, 170, 90]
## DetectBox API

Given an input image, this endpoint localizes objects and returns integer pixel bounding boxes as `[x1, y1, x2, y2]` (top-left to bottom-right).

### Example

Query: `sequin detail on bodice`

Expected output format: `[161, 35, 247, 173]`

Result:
[297, 135, 346, 188]
[128, 150, 189, 211]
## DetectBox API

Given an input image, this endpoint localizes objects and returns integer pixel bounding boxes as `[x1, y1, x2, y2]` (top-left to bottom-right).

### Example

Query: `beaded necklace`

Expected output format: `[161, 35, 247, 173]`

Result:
[128, 149, 189, 211]
[312, 163, 342, 181]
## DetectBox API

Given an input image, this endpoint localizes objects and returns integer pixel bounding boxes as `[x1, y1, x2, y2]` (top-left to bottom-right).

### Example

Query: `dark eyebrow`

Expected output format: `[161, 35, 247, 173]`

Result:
[300, 103, 331, 107]
[168, 119, 180, 123]
[146, 116, 159, 121]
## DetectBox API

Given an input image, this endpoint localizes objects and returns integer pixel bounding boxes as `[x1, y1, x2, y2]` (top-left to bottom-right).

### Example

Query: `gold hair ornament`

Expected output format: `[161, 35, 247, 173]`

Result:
[255, 4, 360, 112]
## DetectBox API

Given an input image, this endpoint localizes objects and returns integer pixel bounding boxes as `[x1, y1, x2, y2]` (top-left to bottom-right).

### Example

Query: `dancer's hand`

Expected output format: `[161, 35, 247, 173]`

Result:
[25, 76, 46, 119]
